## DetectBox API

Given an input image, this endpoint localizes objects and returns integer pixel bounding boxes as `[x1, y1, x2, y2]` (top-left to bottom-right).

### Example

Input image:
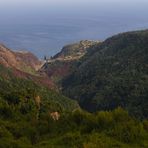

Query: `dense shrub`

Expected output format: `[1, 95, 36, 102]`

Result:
[0, 107, 148, 147]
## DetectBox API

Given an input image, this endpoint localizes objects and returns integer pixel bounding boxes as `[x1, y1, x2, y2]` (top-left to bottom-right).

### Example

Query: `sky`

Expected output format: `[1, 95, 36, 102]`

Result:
[0, 0, 148, 25]
[0, 0, 148, 7]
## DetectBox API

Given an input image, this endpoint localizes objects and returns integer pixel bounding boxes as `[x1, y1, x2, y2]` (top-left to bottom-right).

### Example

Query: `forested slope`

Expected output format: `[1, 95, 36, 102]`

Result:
[62, 30, 148, 119]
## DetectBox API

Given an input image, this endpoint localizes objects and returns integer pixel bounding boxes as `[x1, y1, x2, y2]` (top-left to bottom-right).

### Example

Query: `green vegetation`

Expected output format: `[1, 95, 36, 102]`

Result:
[0, 104, 148, 148]
[62, 30, 148, 119]
[0, 64, 147, 148]
[0, 65, 79, 113]
[0, 30, 148, 147]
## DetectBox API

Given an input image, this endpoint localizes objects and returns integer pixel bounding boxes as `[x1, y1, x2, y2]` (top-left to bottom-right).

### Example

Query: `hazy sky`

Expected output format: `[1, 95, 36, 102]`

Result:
[0, 0, 148, 24]
[0, 0, 148, 6]
[0, 0, 147, 10]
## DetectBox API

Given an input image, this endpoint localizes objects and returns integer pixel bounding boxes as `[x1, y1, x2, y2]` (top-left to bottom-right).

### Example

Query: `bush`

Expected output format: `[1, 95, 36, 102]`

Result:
[0, 102, 14, 119]
[4, 92, 21, 105]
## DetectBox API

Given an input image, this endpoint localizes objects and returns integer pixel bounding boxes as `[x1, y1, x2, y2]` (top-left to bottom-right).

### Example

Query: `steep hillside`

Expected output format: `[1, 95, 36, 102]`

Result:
[0, 44, 79, 111]
[40, 40, 99, 84]
[14, 51, 42, 71]
[62, 30, 148, 119]
[0, 44, 42, 74]
[0, 64, 79, 112]
[40, 60, 74, 85]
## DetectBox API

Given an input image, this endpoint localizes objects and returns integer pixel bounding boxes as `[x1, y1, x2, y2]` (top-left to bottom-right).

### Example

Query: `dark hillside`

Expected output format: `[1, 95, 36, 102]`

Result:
[62, 30, 148, 119]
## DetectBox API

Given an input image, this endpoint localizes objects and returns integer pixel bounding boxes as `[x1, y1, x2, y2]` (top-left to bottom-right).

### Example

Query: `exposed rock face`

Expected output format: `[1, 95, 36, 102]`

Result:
[0, 44, 42, 73]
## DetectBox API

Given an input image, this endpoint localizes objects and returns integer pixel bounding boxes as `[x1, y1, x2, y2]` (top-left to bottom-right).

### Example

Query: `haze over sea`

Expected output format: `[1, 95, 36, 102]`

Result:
[0, 0, 148, 58]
